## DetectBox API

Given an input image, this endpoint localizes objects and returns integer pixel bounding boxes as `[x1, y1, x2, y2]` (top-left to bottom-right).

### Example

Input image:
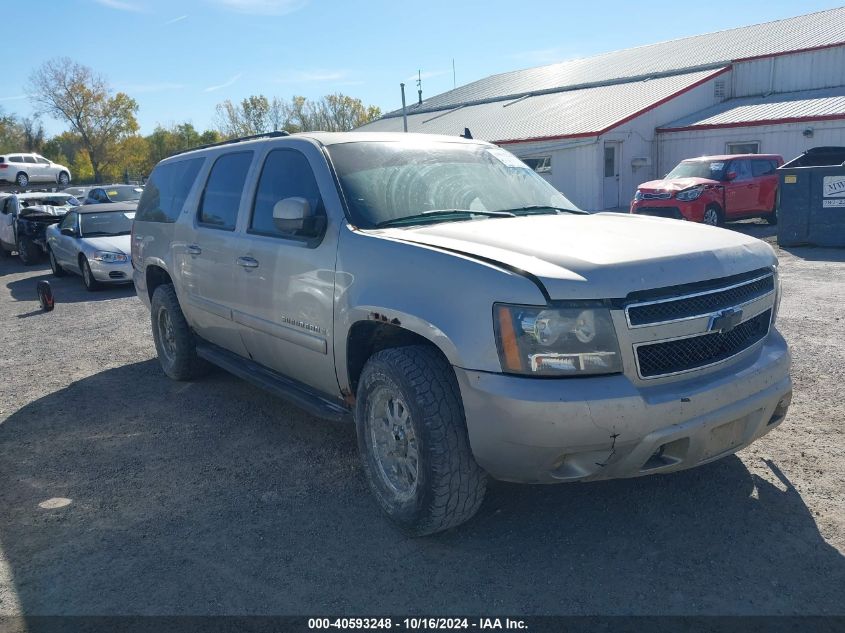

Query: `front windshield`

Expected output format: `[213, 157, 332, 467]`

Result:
[106, 187, 144, 202]
[326, 141, 578, 228]
[666, 160, 726, 180]
[80, 210, 135, 237]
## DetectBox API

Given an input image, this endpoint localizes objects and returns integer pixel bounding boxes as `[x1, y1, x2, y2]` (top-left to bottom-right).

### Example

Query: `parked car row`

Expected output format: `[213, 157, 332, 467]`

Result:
[1, 184, 142, 290]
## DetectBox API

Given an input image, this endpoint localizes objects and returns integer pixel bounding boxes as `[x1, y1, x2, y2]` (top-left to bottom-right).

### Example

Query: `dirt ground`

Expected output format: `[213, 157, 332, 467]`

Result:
[0, 221, 843, 616]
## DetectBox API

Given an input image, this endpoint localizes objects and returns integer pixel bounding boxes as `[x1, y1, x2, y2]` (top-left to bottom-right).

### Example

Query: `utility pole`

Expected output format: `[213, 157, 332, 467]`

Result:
[400, 83, 408, 132]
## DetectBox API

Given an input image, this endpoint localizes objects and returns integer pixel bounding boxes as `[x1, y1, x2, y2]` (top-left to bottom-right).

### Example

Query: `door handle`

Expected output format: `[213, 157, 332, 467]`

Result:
[237, 256, 259, 268]
[187, 244, 202, 255]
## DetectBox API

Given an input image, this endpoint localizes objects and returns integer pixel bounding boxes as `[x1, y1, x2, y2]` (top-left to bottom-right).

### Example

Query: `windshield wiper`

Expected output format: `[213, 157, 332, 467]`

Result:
[375, 208, 515, 228]
[497, 205, 587, 215]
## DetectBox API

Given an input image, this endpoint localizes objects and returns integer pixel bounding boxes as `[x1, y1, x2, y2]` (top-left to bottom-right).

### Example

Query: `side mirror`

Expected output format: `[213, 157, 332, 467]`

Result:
[60, 227, 77, 237]
[725, 171, 737, 181]
[272, 197, 325, 236]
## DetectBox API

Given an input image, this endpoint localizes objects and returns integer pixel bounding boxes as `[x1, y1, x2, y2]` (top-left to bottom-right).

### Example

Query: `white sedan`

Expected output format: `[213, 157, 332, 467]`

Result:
[45, 203, 135, 291]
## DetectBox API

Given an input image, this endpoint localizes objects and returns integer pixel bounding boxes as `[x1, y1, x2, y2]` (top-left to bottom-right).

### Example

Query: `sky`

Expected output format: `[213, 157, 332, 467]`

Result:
[2, 0, 843, 136]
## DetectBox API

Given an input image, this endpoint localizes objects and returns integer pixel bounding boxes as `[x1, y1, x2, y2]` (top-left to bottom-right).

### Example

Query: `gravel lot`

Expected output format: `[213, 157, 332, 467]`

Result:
[0, 222, 843, 616]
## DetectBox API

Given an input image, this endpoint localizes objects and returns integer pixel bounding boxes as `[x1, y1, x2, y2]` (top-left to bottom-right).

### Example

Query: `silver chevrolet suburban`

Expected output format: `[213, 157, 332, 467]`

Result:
[132, 132, 792, 535]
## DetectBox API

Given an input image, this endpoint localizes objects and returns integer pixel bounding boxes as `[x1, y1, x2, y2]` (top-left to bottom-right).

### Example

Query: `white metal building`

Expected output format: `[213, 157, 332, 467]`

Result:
[358, 7, 845, 211]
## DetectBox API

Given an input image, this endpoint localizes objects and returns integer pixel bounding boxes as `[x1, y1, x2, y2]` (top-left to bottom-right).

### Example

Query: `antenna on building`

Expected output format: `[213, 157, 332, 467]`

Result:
[452, 59, 456, 89]
[417, 69, 423, 106]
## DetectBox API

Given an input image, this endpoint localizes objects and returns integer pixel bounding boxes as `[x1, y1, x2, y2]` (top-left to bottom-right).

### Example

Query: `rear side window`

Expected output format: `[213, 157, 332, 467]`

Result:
[136, 157, 204, 223]
[751, 160, 777, 177]
[23, 156, 36, 164]
[9, 156, 22, 163]
[198, 151, 253, 230]
[250, 149, 323, 237]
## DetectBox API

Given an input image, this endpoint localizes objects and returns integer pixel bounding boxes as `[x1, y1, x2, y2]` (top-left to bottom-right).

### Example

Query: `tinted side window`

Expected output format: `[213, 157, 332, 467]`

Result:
[731, 160, 752, 181]
[751, 160, 776, 177]
[23, 156, 37, 164]
[198, 152, 253, 230]
[250, 149, 323, 237]
[9, 156, 22, 163]
[59, 212, 77, 230]
[136, 157, 204, 223]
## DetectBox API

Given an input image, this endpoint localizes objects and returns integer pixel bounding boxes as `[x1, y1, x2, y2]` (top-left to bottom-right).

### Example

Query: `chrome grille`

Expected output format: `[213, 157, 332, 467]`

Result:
[635, 309, 771, 379]
[627, 273, 774, 327]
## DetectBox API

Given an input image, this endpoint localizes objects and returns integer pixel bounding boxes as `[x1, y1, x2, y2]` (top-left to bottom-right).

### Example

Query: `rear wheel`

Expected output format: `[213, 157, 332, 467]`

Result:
[58, 171, 70, 186]
[15, 172, 29, 188]
[703, 205, 722, 227]
[49, 248, 66, 276]
[80, 257, 100, 291]
[355, 345, 487, 536]
[16, 237, 40, 265]
[150, 284, 209, 380]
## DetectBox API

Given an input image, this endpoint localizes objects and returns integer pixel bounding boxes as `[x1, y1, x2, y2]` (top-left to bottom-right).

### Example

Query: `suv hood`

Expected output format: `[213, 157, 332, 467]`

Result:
[380, 213, 775, 300]
[638, 176, 718, 192]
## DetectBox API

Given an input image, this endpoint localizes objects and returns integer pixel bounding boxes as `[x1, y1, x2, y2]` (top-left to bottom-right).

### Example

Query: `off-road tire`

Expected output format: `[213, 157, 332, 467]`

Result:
[150, 284, 209, 381]
[49, 248, 66, 276]
[16, 237, 40, 265]
[355, 345, 487, 536]
[80, 257, 100, 291]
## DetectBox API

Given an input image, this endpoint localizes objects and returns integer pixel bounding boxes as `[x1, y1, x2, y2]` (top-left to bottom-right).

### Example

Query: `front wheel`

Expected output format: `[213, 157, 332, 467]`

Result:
[15, 172, 29, 188]
[150, 284, 209, 380]
[703, 205, 722, 227]
[49, 248, 66, 276]
[17, 237, 41, 265]
[765, 210, 778, 225]
[355, 346, 487, 536]
[80, 257, 100, 291]
[58, 172, 70, 186]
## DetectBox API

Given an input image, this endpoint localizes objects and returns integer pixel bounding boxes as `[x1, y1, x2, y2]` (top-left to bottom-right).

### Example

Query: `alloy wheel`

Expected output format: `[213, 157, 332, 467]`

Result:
[368, 386, 419, 501]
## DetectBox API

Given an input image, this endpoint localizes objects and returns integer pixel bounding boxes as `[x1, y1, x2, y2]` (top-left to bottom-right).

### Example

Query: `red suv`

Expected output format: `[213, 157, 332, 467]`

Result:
[630, 154, 783, 226]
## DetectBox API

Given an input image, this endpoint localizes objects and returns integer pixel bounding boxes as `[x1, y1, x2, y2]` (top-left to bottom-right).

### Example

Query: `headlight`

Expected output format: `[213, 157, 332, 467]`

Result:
[633, 190, 644, 201]
[676, 186, 704, 201]
[92, 251, 128, 263]
[771, 266, 782, 325]
[494, 303, 623, 376]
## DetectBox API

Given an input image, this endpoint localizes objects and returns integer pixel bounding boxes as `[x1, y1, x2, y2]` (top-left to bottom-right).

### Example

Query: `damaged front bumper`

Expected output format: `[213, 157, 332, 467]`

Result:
[455, 330, 791, 483]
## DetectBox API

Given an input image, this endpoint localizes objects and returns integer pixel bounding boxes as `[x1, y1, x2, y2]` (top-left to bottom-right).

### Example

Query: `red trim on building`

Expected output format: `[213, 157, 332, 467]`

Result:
[495, 67, 731, 146]
[658, 112, 845, 133]
[733, 40, 845, 63]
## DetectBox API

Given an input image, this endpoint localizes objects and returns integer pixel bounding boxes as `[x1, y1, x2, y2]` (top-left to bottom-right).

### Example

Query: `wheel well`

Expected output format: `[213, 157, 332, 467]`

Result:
[346, 321, 443, 395]
[145, 265, 173, 301]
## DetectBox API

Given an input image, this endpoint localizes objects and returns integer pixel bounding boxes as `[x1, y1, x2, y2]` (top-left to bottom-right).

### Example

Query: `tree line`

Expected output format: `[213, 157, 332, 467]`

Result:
[0, 57, 382, 184]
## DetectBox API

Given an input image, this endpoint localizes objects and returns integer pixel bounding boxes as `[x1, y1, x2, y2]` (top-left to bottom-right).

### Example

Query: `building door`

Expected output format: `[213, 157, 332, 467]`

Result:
[603, 142, 621, 209]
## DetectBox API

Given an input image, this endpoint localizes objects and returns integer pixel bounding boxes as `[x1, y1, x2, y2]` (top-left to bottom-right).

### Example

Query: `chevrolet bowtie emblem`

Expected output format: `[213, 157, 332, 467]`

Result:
[709, 307, 743, 333]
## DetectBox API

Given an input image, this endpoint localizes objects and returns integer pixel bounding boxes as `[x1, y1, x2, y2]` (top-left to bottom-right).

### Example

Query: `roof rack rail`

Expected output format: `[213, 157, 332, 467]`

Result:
[174, 130, 291, 156]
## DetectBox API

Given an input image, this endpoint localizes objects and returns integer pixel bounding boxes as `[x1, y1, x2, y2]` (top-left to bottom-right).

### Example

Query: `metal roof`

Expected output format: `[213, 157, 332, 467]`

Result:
[658, 86, 845, 131]
[380, 7, 845, 119]
[357, 68, 725, 143]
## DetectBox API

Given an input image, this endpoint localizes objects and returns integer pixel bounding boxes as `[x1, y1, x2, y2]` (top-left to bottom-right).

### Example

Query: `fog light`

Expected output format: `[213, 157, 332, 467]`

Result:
[768, 392, 792, 426]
